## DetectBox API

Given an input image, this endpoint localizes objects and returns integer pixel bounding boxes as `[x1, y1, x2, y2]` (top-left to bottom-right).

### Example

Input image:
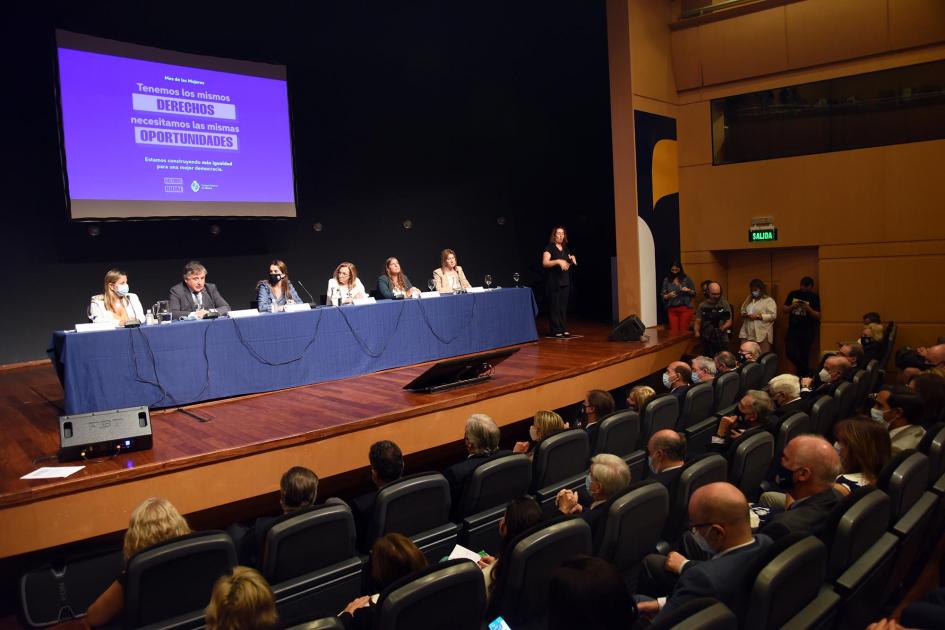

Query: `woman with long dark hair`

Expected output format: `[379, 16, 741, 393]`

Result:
[256, 259, 301, 312]
[377, 257, 420, 299]
[542, 226, 577, 337]
[661, 261, 695, 334]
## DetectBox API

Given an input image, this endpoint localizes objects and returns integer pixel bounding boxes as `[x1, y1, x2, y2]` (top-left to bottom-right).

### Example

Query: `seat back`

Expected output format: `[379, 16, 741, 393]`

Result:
[489, 518, 592, 626]
[647, 597, 737, 630]
[919, 423, 945, 488]
[879, 451, 929, 523]
[375, 559, 485, 630]
[713, 371, 741, 412]
[262, 503, 357, 583]
[880, 322, 897, 368]
[284, 617, 346, 630]
[729, 431, 775, 500]
[594, 410, 641, 458]
[851, 369, 869, 412]
[833, 381, 857, 422]
[739, 362, 765, 394]
[531, 429, 589, 491]
[597, 481, 669, 580]
[680, 383, 715, 430]
[124, 531, 237, 629]
[775, 412, 811, 460]
[826, 488, 890, 580]
[370, 473, 451, 542]
[864, 359, 881, 395]
[744, 535, 828, 630]
[759, 353, 779, 387]
[663, 454, 727, 542]
[810, 395, 838, 437]
[458, 454, 531, 518]
[641, 396, 680, 444]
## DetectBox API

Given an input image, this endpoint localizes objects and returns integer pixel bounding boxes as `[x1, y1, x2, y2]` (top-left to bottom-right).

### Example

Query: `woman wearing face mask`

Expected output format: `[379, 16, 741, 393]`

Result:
[256, 260, 301, 312]
[661, 261, 696, 335]
[738, 279, 777, 354]
[512, 410, 566, 458]
[860, 323, 885, 364]
[832, 419, 891, 495]
[89, 269, 147, 325]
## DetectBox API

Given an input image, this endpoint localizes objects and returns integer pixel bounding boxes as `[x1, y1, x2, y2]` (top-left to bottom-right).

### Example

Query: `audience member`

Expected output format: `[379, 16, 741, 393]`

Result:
[547, 556, 637, 630]
[714, 351, 738, 375]
[863, 312, 882, 326]
[582, 389, 616, 451]
[205, 566, 278, 630]
[737, 340, 762, 364]
[800, 354, 852, 399]
[832, 418, 892, 495]
[444, 414, 510, 516]
[647, 430, 686, 494]
[920, 343, 945, 370]
[783, 277, 821, 377]
[838, 341, 865, 370]
[909, 371, 945, 425]
[860, 323, 885, 364]
[555, 454, 631, 550]
[872, 387, 926, 454]
[663, 361, 692, 422]
[350, 440, 405, 548]
[86, 497, 192, 627]
[231, 465, 319, 566]
[339, 533, 427, 629]
[513, 410, 567, 457]
[760, 435, 843, 539]
[638, 482, 773, 620]
[690, 355, 717, 384]
[627, 385, 656, 413]
[766, 374, 810, 419]
[694, 282, 732, 357]
[738, 279, 777, 354]
[479, 497, 544, 597]
[710, 390, 774, 453]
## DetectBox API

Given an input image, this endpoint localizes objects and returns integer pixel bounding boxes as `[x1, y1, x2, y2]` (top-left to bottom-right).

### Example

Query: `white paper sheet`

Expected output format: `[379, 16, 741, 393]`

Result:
[21, 466, 85, 480]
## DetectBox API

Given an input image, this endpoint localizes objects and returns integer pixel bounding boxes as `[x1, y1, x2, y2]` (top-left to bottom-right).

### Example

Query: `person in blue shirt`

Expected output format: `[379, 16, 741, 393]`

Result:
[256, 259, 302, 312]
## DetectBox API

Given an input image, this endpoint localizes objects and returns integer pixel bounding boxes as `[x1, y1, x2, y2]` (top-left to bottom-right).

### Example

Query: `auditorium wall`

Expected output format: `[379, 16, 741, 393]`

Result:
[0, 3, 619, 365]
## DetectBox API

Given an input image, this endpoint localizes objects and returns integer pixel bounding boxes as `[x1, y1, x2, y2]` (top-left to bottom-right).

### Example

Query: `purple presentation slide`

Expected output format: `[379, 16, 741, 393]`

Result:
[57, 46, 295, 215]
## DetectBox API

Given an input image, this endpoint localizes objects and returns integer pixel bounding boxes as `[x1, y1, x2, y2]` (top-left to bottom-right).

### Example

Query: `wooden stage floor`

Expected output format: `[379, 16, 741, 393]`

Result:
[0, 322, 691, 559]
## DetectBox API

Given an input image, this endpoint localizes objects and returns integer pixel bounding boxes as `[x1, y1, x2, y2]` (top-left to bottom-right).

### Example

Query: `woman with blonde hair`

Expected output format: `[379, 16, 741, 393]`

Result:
[327, 261, 367, 305]
[89, 268, 147, 325]
[513, 410, 567, 456]
[86, 497, 192, 626]
[432, 248, 471, 293]
[205, 566, 279, 630]
[627, 385, 656, 413]
[738, 278, 777, 354]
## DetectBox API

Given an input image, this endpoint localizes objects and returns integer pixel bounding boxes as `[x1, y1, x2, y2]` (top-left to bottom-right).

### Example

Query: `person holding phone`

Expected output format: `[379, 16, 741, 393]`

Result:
[710, 390, 775, 454]
[661, 261, 696, 334]
[782, 276, 821, 377]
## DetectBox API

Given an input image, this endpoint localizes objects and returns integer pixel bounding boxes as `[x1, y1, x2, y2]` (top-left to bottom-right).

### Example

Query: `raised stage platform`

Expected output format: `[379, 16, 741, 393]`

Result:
[0, 323, 691, 560]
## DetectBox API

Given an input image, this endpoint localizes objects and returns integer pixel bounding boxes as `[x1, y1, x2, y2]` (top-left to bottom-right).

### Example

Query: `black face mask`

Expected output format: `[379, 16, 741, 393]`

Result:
[736, 351, 750, 364]
[773, 462, 797, 493]
[860, 336, 875, 347]
[269, 273, 283, 284]
[670, 271, 680, 279]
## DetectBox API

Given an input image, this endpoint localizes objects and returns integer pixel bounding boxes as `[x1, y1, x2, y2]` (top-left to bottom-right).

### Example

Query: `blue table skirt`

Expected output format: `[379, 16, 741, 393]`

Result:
[51, 288, 538, 415]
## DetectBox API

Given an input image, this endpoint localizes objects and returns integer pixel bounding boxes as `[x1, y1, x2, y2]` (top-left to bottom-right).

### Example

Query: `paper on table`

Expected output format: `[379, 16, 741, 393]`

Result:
[448, 544, 483, 563]
[21, 466, 85, 480]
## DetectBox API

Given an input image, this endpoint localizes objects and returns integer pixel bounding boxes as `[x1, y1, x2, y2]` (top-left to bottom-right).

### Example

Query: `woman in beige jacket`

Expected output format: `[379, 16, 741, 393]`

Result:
[432, 248, 472, 292]
[738, 278, 777, 353]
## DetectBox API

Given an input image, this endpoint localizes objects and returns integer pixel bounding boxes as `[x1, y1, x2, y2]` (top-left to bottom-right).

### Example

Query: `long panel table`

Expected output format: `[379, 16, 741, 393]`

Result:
[51, 288, 538, 415]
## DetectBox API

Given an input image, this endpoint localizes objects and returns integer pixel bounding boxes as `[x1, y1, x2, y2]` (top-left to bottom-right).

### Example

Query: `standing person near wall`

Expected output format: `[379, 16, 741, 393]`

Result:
[738, 279, 777, 354]
[783, 277, 821, 377]
[661, 261, 696, 334]
[542, 226, 577, 338]
[694, 282, 732, 357]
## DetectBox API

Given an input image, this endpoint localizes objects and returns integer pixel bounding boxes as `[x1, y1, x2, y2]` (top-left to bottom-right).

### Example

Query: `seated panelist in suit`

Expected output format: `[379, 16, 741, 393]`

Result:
[256, 259, 301, 312]
[555, 453, 631, 551]
[443, 414, 511, 517]
[169, 260, 231, 320]
[377, 257, 420, 299]
[89, 268, 147, 325]
[432, 248, 471, 293]
[326, 261, 367, 305]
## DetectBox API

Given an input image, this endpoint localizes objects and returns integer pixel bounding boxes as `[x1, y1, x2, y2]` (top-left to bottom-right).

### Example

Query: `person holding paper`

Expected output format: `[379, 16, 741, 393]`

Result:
[377, 257, 420, 299]
[89, 268, 148, 325]
[326, 261, 367, 305]
[256, 259, 302, 312]
[432, 248, 471, 292]
[168, 260, 231, 319]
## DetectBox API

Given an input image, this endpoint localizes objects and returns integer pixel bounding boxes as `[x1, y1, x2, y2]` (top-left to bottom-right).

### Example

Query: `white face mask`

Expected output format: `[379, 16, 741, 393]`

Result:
[115, 283, 130, 297]
[819, 368, 831, 383]
[870, 407, 887, 425]
[529, 425, 539, 442]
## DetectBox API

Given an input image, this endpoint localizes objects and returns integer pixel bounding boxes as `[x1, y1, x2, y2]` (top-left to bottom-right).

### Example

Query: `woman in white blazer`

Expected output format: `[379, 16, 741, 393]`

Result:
[89, 269, 147, 325]
[738, 278, 777, 354]
[326, 261, 367, 305]
[433, 249, 472, 293]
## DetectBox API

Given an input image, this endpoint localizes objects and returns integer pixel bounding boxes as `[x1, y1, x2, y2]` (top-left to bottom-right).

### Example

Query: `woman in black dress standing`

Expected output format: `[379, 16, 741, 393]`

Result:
[542, 226, 577, 337]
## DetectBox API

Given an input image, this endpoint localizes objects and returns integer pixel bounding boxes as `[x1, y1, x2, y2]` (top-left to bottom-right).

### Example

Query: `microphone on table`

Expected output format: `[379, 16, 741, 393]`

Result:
[295, 280, 316, 306]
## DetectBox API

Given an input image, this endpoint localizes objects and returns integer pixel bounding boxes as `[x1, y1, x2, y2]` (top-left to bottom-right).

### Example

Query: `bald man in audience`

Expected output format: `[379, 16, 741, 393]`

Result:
[760, 435, 843, 539]
[637, 482, 773, 620]
[663, 361, 692, 423]
[647, 430, 686, 495]
[800, 354, 852, 399]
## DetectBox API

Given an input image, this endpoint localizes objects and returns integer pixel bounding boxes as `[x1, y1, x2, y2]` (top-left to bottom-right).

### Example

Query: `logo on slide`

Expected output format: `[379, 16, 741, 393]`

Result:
[190, 180, 200, 192]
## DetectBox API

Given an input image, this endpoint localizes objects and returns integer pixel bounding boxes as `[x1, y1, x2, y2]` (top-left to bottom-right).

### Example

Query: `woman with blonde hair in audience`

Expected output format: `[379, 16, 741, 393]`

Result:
[833, 418, 892, 495]
[205, 566, 279, 630]
[86, 497, 192, 626]
[738, 278, 777, 354]
[860, 322, 885, 364]
[513, 410, 567, 456]
[627, 385, 656, 413]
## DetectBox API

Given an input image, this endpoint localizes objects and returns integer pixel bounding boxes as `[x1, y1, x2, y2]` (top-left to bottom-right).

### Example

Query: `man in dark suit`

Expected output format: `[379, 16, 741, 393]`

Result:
[647, 430, 686, 495]
[760, 435, 843, 540]
[638, 482, 773, 620]
[663, 361, 692, 425]
[581, 389, 616, 452]
[443, 414, 511, 519]
[555, 453, 630, 551]
[349, 440, 404, 549]
[800, 354, 852, 400]
[767, 374, 811, 420]
[168, 260, 231, 320]
[710, 390, 775, 453]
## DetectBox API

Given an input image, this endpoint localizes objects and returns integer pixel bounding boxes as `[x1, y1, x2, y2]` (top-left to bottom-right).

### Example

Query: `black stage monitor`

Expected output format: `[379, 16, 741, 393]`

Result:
[403, 348, 519, 393]
[610, 315, 647, 342]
